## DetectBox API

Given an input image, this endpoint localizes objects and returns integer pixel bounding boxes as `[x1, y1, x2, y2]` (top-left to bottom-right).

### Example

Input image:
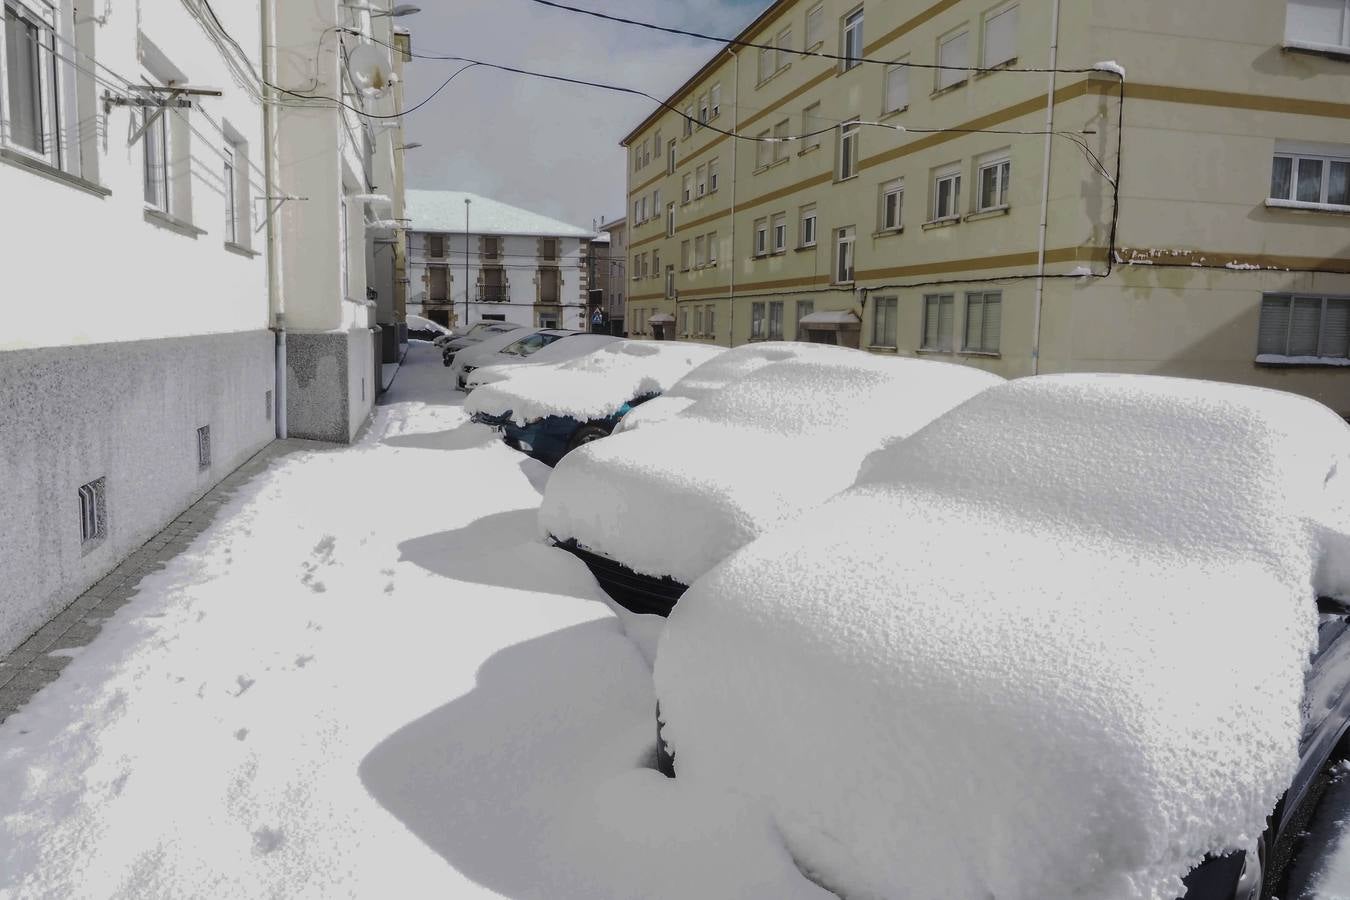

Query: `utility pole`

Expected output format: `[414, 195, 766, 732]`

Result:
[463, 197, 471, 329]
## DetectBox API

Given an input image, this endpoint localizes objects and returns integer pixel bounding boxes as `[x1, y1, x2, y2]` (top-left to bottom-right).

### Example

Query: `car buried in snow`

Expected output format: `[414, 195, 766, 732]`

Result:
[540, 347, 1006, 616]
[464, 340, 725, 468]
[439, 322, 524, 367]
[456, 331, 618, 392]
[650, 374, 1350, 900]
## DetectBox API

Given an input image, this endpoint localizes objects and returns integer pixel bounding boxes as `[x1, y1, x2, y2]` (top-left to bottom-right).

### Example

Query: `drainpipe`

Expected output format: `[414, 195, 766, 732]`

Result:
[1031, 0, 1061, 377]
[726, 45, 739, 346]
[261, 0, 287, 437]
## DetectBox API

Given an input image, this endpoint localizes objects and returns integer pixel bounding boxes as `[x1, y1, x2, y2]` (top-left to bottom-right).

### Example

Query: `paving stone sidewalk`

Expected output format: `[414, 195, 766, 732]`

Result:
[0, 438, 330, 723]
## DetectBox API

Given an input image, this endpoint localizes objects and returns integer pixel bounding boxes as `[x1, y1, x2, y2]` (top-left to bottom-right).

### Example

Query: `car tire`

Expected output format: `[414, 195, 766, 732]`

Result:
[565, 423, 611, 453]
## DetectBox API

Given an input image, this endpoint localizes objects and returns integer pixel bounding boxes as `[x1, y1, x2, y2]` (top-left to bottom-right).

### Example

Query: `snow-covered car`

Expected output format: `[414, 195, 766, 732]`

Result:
[466, 341, 725, 467]
[540, 350, 1005, 615]
[613, 341, 846, 434]
[653, 375, 1350, 900]
[432, 321, 496, 349]
[457, 331, 618, 391]
[406, 314, 451, 342]
[440, 322, 523, 367]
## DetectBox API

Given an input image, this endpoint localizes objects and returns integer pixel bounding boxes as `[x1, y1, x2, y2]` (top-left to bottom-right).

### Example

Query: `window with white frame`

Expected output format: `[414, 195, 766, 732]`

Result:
[933, 164, 962, 220]
[768, 301, 785, 339]
[937, 27, 970, 90]
[756, 129, 772, 169]
[922, 294, 955, 351]
[772, 212, 787, 252]
[667, 139, 677, 173]
[706, 305, 716, 336]
[1271, 143, 1350, 207]
[706, 230, 718, 264]
[653, 188, 661, 215]
[1259, 293, 1349, 359]
[751, 301, 766, 339]
[640, 195, 648, 221]
[835, 226, 855, 282]
[884, 60, 909, 114]
[977, 154, 1011, 210]
[964, 291, 1002, 352]
[683, 104, 694, 136]
[872, 296, 897, 348]
[838, 118, 860, 180]
[666, 202, 676, 237]
[800, 204, 817, 246]
[1286, 0, 1350, 50]
[681, 239, 692, 270]
[654, 129, 662, 159]
[773, 119, 790, 162]
[802, 102, 824, 151]
[754, 217, 769, 256]
[652, 248, 660, 278]
[2, 0, 62, 166]
[694, 234, 706, 267]
[698, 92, 709, 125]
[709, 157, 720, 192]
[642, 139, 650, 166]
[758, 45, 774, 84]
[806, 3, 825, 49]
[880, 178, 904, 230]
[633, 199, 640, 222]
[632, 253, 641, 280]
[776, 27, 793, 71]
[682, 172, 693, 203]
[666, 265, 675, 299]
[694, 306, 703, 336]
[142, 107, 170, 211]
[696, 163, 707, 197]
[841, 7, 864, 71]
[224, 144, 239, 244]
[681, 308, 689, 335]
[710, 83, 721, 119]
[795, 300, 814, 338]
[982, 4, 1019, 68]
[339, 195, 351, 299]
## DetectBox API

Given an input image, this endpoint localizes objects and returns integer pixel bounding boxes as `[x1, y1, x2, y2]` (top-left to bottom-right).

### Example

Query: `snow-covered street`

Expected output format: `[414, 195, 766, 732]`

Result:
[0, 343, 824, 900]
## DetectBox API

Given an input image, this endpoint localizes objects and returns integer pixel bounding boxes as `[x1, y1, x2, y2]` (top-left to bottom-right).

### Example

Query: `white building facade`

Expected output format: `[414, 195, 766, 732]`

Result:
[0, 0, 274, 656]
[407, 190, 596, 331]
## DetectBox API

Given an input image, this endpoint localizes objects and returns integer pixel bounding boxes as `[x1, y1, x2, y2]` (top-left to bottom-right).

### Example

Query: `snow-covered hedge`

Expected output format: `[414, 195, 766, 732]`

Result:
[654, 374, 1350, 900]
[464, 341, 725, 426]
[541, 352, 1004, 585]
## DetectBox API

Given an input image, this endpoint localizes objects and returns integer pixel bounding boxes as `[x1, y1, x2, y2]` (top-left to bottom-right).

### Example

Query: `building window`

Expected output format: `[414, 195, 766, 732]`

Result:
[666, 265, 675, 299]
[802, 102, 824, 152]
[538, 268, 561, 303]
[806, 3, 825, 49]
[1271, 147, 1350, 207]
[707, 231, 718, 265]
[835, 226, 855, 283]
[706, 305, 716, 336]
[773, 119, 790, 162]
[667, 139, 677, 174]
[426, 233, 445, 257]
[541, 237, 559, 260]
[884, 60, 909, 114]
[633, 199, 641, 222]
[756, 129, 772, 169]
[483, 236, 501, 259]
[642, 139, 651, 167]
[709, 158, 720, 192]
[880, 178, 904, 230]
[758, 46, 774, 84]
[1287, 0, 1350, 50]
[923, 294, 955, 351]
[841, 7, 864, 71]
[684, 104, 694, 136]
[696, 163, 707, 197]
[838, 118, 860, 180]
[767, 301, 785, 340]
[983, 4, 1019, 68]
[143, 107, 170, 211]
[639, 195, 648, 222]
[694, 234, 706, 267]
[698, 92, 709, 125]
[652, 249, 660, 278]
[772, 213, 787, 252]
[776, 27, 793, 71]
[666, 202, 676, 237]
[3, 0, 61, 165]
[681, 239, 692, 270]
[977, 156, 1011, 211]
[339, 195, 351, 298]
[800, 204, 817, 246]
[872, 296, 897, 348]
[683, 172, 693, 203]
[1259, 294, 1350, 359]
[937, 27, 971, 90]
[710, 83, 721, 119]
[933, 165, 962, 220]
[795, 300, 814, 338]
[754, 218, 769, 257]
[751, 301, 766, 339]
[652, 189, 661, 216]
[964, 291, 1002, 353]
[223, 145, 239, 243]
[693, 306, 703, 336]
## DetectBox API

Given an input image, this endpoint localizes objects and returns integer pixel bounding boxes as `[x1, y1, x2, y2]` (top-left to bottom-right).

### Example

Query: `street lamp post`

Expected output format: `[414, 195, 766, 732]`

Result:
[464, 198, 471, 329]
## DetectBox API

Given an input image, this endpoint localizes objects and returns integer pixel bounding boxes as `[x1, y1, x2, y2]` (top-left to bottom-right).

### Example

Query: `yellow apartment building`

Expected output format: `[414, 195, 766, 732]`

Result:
[621, 0, 1350, 416]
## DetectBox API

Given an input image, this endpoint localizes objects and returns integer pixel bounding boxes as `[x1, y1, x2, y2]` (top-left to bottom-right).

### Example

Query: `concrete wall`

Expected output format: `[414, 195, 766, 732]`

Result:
[285, 328, 377, 443]
[0, 331, 275, 656]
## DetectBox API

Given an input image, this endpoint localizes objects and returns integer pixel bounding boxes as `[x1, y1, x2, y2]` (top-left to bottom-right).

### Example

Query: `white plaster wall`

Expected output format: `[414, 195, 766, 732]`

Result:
[0, 0, 269, 351]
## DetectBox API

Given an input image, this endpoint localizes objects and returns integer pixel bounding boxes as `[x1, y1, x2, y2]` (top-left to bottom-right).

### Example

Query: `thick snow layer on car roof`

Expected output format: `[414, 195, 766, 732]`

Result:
[541, 352, 1004, 584]
[655, 374, 1350, 900]
[464, 341, 725, 426]
[615, 342, 850, 433]
[466, 335, 622, 388]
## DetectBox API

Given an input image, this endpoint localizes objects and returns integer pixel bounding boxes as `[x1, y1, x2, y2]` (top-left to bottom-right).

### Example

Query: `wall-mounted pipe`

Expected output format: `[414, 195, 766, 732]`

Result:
[1031, 0, 1062, 377]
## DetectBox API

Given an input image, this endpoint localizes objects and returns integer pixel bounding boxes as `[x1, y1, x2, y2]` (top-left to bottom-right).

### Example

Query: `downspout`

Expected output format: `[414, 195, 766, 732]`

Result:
[261, 0, 287, 437]
[726, 45, 739, 346]
[1031, 0, 1061, 377]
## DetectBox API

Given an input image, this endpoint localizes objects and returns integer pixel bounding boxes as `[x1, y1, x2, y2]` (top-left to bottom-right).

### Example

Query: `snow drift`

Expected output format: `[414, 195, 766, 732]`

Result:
[464, 341, 724, 426]
[541, 352, 1004, 585]
[655, 374, 1350, 900]
[465, 334, 622, 388]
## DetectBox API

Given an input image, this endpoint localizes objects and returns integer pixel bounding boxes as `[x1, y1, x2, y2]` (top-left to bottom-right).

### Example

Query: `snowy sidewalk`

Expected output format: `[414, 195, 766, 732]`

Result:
[0, 342, 825, 900]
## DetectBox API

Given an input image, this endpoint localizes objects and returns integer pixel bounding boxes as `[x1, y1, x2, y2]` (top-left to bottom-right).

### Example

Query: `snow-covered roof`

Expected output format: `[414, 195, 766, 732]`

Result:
[407, 190, 596, 239]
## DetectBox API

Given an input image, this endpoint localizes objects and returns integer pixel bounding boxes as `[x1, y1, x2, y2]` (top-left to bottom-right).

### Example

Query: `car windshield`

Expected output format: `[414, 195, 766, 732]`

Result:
[501, 333, 565, 357]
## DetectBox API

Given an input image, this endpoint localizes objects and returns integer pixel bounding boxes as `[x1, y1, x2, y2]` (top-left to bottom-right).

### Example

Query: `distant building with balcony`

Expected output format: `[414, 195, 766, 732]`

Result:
[406, 190, 596, 331]
[593, 217, 628, 334]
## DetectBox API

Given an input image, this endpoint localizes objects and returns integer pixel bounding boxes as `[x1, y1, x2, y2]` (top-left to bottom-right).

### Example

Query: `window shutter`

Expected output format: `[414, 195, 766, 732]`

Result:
[983, 6, 1018, 67]
[1258, 297, 1291, 355]
[885, 65, 908, 112]
[938, 31, 970, 89]
[924, 297, 939, 347]
[1290, 296, 1323, 356]
[1322, 298, 1350, 358]
[983, 294, 1002, 352]
[938, 296, 955, 349]
[965, 296, 984, 349]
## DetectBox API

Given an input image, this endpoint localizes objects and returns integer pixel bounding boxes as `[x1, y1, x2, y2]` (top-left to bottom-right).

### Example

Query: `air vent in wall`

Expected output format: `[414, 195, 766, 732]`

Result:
[197, 425, 211, 469]
[78, 477, 106, 545]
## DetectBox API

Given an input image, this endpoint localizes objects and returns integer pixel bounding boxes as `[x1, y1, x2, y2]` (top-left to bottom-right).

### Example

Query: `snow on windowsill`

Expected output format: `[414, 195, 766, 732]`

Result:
[1256, 354, 1350, 368]
[964, 206, 1010, 223]
[1091, 60, 1127, 78]
[1265, 198, 1350, 216]
[921, 216, 961, 231]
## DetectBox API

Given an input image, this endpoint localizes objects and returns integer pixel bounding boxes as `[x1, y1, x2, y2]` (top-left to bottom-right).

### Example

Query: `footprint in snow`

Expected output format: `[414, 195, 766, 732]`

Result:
[252, 827, 285, 855]
[295, 655, 314, 669]
[234, 676, 255, 697]
[235, 728, 249, 741]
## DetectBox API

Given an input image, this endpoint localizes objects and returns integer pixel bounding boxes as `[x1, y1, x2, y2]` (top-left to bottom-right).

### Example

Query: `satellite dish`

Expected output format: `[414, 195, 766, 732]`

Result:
[347, 42, 393, 98]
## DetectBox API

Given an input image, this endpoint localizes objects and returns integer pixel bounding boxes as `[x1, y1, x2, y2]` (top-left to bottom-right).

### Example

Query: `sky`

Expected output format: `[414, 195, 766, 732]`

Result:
[400, 0, 766, 233]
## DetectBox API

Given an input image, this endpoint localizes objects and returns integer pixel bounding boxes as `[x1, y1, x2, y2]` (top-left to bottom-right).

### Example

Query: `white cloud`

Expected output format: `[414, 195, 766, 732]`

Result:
[401, 0, 763, 230]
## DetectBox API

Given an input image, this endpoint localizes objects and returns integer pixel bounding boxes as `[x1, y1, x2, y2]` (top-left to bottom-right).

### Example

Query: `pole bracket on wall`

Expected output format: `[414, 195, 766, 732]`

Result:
[255, 195, 310, 235]
[104, 83, 223, 147]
